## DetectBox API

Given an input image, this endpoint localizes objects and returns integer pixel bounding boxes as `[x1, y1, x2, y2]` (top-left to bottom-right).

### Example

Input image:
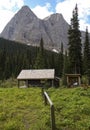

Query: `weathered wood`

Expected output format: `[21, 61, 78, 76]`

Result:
[43, 91, 56, 130]
[44, 92, 53, 106]
[66, 74, 81, 87]
[25, 80, 29, 87]
[18, 80, 19, 88]
[51, 105, 55, 130]
[41, 87, 44, 97]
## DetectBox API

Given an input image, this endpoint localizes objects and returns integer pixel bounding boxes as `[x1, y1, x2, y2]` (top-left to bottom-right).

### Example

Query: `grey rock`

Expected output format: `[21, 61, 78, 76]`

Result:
[0, 5, 86, 51]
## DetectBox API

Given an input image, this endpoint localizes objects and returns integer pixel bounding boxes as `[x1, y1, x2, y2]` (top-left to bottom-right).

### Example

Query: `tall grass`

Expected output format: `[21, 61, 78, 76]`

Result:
[0, 79, 90, 129]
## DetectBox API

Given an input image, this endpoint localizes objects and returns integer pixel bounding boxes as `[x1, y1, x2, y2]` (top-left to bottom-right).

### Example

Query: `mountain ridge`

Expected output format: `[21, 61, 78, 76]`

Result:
[0, 5, 86, 51]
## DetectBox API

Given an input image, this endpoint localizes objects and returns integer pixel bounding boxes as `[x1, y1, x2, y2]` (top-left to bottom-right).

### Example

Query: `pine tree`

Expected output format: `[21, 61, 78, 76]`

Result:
[88, 37, 90, 85]
[83, 27, 90, 84]
[4, 57, 11, 79]
[0, 50, 4, 80]
[58, 42, 64, 77]
[63, 51, 69, 74]
[62, 51, 69, 85]
[68, 4, 82, 74]
[83, 27, 90, 73]
[34, 38, 45, 69]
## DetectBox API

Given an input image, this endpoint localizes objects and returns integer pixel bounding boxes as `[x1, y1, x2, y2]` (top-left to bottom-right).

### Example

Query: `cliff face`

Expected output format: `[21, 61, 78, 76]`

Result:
[0, 5, 81, 51]
[43, 13, 69, 50]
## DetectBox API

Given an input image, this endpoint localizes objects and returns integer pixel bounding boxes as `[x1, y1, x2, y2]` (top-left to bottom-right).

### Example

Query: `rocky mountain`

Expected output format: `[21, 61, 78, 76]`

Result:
[0, 5, 85, 51]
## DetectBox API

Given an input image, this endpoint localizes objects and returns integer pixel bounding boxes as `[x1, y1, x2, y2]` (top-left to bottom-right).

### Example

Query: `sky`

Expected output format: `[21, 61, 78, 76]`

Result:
[0, 0, 90, 33]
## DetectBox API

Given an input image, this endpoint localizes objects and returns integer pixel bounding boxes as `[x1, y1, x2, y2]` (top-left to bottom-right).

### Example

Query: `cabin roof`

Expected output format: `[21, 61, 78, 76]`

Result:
[17, 69, 55, 80]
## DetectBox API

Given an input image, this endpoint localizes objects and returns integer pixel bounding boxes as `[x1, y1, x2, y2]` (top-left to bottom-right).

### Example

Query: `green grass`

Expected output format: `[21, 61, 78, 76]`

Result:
[0, 82, 90, 130]
[48, 87, 90, 130]
[0, 87, 50, 130]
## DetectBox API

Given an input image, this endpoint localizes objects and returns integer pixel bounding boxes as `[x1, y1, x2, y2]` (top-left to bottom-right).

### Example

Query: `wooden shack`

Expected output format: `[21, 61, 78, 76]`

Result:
[17, 69, 55, 87]
[66, 74, 81, 87]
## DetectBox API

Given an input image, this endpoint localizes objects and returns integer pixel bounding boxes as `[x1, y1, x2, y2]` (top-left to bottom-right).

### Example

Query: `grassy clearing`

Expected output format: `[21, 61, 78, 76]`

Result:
[48, 87, 90, 130]
[0, 82, 90, 130]
[0, 87, 50, 130]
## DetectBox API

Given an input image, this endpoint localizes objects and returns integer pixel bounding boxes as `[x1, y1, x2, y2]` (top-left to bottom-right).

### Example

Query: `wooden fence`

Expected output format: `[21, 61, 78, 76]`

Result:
[42, 88, 56, 130]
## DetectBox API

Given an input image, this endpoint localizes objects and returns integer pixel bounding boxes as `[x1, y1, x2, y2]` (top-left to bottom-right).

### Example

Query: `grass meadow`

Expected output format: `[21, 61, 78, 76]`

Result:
[0, 79, 90, 130]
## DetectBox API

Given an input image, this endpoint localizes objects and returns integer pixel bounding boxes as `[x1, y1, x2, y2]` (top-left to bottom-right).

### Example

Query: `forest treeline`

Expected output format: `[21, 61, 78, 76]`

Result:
[0, 38, 63, 80]
[0, 4, 90, 83]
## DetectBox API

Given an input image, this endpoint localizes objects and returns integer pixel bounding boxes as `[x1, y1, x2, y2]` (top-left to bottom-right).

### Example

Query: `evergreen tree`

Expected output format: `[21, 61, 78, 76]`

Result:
[58, 42, 64, 77]
[62, 51, 69, 85]
[34, 38, 45, 69]
[49, 52, 55, 69]
[4, 57, 11, 79]
[88, 37, 90, 85]
[63, 51, 69, 74]
[0, 50, 4, 80]
[83, 27, 90, 73]
[0, 37, 65, 79]
[68, 4, 82, 74]
[83, 27, 90, 84]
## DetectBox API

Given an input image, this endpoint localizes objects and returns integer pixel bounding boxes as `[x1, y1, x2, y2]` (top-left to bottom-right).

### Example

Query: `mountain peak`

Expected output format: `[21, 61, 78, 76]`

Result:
[44, 13, 63, 21]
[16, 5, 37, 19]
[20, 5, 30, 9]
[0, 6, 69, 50]
[20, 5, 30, 11]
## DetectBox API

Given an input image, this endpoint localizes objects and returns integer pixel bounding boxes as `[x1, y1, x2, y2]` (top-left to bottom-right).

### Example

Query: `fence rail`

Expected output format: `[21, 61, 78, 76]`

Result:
[42, 88, 56, 130]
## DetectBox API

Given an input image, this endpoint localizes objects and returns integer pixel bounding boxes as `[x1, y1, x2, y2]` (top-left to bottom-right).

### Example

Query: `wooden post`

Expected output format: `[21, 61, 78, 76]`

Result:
[78, 76, 81, 86]
[18, 80, 19, 88]
[43, 91, 56, 130]
[52, 80, 54, 87]
[41, 87, 44, 97]
[42, 88, 47, 105]
[25, 80, 29, 87]
[27, 80, 29, 87]
[44, 93, 47, 105]
[66, 76, 69, 86]
[51, 105, 55, 130]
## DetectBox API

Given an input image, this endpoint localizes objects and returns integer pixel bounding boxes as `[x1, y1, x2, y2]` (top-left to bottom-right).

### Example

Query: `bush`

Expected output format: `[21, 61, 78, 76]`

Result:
[82, 75, 88, 85]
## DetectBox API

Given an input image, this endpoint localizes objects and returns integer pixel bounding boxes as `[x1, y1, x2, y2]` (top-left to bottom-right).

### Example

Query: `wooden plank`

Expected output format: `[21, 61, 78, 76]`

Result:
[43, 91, 56, 130]
[44, 91, 53, 106]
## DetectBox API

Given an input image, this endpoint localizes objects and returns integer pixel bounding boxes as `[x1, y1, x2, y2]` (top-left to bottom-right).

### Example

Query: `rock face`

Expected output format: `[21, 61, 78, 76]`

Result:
[0, 6, 73, 51]
[0, 6, 41, 44]
[43, 13, 69, 50]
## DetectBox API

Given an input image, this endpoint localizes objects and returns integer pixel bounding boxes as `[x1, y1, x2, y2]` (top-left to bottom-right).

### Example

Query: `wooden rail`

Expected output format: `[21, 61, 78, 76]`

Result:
[42, 88, 56, 130]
